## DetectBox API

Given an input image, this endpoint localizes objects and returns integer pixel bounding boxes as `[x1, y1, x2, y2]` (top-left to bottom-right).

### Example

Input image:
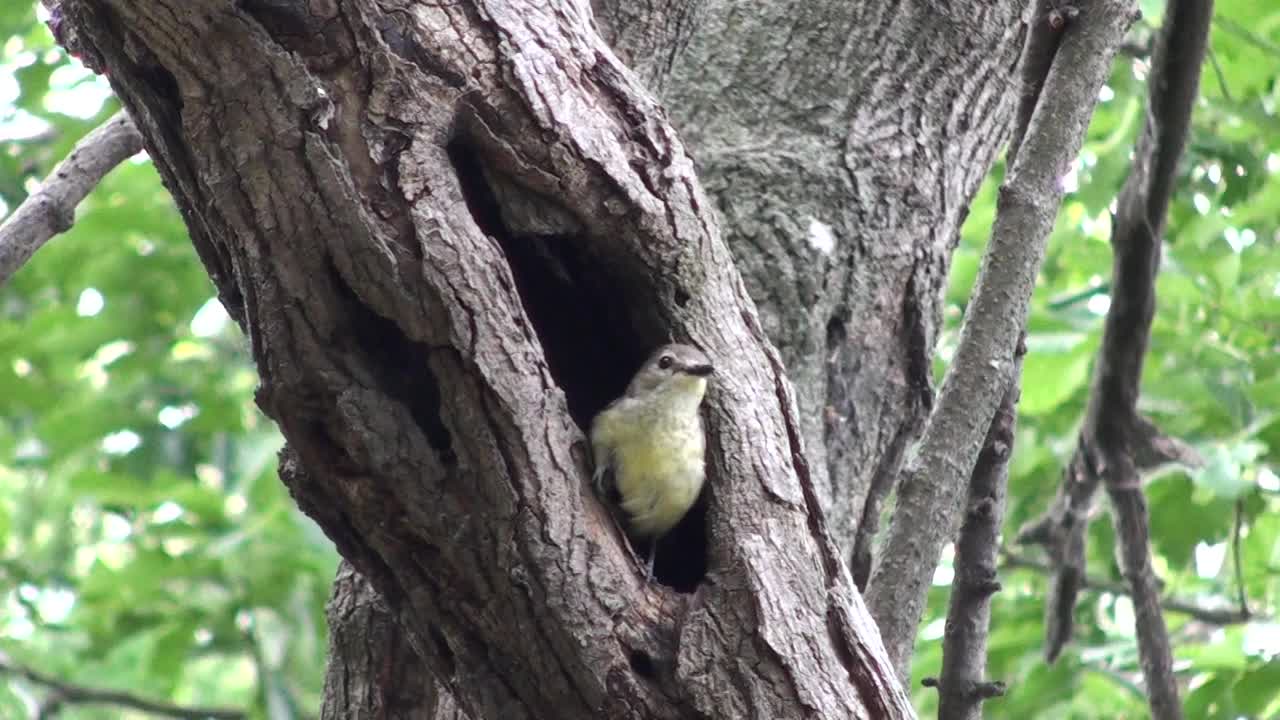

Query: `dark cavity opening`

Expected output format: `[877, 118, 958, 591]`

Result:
[430, 625, 457, 679]
[651, 492, 708, 592]
[447, 138, 710, 591]
[446, 138, 649, 425]
[328, 262, 455, 465]
[628, 649, 656, 681]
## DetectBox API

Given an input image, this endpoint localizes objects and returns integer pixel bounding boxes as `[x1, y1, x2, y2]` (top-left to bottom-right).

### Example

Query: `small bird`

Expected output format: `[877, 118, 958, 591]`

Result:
[590, 343, 714, 580]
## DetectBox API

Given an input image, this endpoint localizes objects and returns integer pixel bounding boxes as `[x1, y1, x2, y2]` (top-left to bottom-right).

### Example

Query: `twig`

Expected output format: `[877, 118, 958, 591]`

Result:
[1231, 500, 1251, 619]
[1007, 2, 1076, 164]
[1002, 551, 1255, 626]
[1047, 282, 1111, 311]
[1015, 3, 1213, 718]
[0, 110, 143, 286]
[1213, 15, 1280, 58]
[1206, 47, 1234, 104]
[1117, 38, 1151, 59]
[0, 656, 245, 720]
[864, 0, 1139, 680]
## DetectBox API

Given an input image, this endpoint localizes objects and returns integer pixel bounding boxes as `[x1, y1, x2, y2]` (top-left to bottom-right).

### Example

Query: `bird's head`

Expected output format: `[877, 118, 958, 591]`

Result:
[626, 343, 714, 402]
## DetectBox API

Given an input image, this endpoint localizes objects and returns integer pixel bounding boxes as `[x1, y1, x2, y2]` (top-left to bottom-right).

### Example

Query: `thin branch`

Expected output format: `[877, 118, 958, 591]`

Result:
[864, 0, 1139, 680]
[933, 8, 1128, 709]
[1130, 415, 1204, 471]
[1117, 38, 1152, 59]
[1007, 2, 1076, 164]
[1081, 660, 1148, 701]
[1232, 500, 1251, 619]
[1047, 281, 1111, 311]
[0, 656, 245, 720]
[935, 341, 1021, 720]
[1002, 552, 1255, 625]
[0, 110, 143, 286]
[933, 3, 1075, 712]
[1206, 47, 1234, 103]
[1015, 2, 1212, 717]
[1213, 15, 1280, 58]
[933, 6, 1070, 696]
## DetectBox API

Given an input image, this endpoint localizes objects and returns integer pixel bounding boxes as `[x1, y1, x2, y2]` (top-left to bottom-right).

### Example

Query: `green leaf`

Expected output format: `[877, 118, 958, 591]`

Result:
[1192, 442, 1264, 500]
[1212, 251, 1242, 294]
[1018, 333, 1096, 416]
[1233, 660, 1280, 716]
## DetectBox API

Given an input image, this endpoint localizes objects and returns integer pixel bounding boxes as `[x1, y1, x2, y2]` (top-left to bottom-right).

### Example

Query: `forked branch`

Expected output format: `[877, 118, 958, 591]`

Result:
[1015, 2, 1214, 718]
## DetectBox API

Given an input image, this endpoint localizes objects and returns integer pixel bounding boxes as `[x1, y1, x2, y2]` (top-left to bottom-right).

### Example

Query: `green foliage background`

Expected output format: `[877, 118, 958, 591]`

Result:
[2, 1, 1278, 718]
[1, 4, 336, 718]
[917, 1, 1280, 717]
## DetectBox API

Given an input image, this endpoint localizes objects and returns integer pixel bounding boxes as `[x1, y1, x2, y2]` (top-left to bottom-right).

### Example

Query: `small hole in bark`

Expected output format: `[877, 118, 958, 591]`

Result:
[674, 287, 690, 307]
[239, 0, 321, 39]
[431, 626, 457, 679]
[628, 649, 656, 680]
[825, 313, 847, 348]
[327, 263, 455, 465]
[137, 63, 182, 112]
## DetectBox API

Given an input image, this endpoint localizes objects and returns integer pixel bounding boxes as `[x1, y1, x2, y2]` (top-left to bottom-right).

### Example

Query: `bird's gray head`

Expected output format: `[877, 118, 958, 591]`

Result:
[625, 343, 714, 399]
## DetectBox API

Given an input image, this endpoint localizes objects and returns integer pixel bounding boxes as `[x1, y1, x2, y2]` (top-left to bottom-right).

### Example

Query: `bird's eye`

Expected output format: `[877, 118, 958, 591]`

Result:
[658, 355, 674, 370]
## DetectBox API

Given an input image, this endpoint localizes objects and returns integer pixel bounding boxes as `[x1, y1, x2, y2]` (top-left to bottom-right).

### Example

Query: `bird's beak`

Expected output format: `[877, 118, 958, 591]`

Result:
[684, 363, 714, 377]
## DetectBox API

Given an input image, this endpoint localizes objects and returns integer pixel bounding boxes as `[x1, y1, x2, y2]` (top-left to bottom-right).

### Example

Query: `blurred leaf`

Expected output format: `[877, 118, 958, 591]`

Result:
[1019, 334, 1096, 416]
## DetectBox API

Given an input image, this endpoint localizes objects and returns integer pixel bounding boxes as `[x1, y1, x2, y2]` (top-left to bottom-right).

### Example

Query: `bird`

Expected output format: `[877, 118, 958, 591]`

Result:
[590, 343, 714, 581]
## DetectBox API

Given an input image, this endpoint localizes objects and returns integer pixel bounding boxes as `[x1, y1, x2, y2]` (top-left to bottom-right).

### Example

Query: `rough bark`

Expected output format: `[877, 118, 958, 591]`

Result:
[56, 0, 912, 717]
[598, 0, 1026, 559]
[322, 561, 466, 720]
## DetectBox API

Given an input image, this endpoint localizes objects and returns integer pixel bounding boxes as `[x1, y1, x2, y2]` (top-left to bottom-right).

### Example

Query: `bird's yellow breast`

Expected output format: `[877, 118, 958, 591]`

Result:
[591, 378, 707, 538]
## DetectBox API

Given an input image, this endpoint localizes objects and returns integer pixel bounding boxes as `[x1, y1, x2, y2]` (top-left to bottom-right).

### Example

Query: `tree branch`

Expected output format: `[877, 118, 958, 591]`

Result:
[1014, 2, 1213, 717]
[0, 110, 143, 286]
[1231, 500, 1251, 619]
[934, 336, 1024, 720]
[865, 0, 1139, 680]
[1002, 552, 1256, 626]
[932, 3, 1071, 712]
[0, 656, 245, 720]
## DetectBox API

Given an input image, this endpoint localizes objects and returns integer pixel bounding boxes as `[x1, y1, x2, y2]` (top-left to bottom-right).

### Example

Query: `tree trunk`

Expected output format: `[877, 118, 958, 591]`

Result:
[599, 0, 1025, 563]
[54, 0, 1024, 717]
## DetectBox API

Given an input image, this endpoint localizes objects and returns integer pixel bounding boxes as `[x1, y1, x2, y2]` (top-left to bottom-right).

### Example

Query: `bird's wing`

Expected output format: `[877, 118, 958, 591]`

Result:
[592, 449, 620, 504]
[590, 402, 622, 502]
